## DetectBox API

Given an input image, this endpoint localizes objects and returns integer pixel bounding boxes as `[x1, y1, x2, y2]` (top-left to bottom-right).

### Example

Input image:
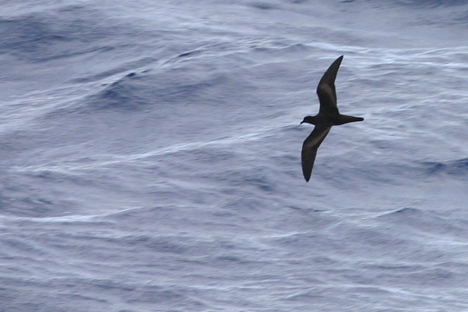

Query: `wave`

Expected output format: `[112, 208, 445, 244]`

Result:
[389, 0, 468, 7]
[9, 123, 282, 173]
[0, 5, 118, 62]
[422, 158, 468, 176]
[377, 207, 468, 238]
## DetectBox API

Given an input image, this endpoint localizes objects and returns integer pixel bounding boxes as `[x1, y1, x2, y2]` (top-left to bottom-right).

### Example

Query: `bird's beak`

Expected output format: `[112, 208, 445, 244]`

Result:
[300, 121, 304, 124]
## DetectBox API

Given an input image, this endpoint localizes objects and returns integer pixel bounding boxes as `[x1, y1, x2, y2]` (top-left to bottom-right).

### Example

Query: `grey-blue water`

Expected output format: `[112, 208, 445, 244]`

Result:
[1, 1, 468, 311]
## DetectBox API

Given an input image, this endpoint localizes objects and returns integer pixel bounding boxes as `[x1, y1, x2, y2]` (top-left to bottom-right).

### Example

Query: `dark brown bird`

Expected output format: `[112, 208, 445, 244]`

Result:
[300, 55, 363, 182]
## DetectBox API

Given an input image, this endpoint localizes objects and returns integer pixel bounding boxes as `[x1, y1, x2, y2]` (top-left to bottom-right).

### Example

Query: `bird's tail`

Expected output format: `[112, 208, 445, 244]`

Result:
[336, 114, 364, 125]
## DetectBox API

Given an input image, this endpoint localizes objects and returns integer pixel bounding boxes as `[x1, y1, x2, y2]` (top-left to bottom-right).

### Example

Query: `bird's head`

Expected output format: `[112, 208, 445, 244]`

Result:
[300, 116, 316, 125]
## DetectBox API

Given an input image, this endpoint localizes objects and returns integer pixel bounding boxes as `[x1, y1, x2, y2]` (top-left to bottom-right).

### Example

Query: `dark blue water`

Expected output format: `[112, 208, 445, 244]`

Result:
[1, 1, 468, 311]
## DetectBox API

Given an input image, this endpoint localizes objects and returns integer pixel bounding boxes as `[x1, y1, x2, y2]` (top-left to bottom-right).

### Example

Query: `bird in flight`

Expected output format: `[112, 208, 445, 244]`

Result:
[300, 55, 364, 182]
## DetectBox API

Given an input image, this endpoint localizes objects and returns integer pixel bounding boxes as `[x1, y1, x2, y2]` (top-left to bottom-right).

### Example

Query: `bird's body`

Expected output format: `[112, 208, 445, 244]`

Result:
[300, 55, 363, 182]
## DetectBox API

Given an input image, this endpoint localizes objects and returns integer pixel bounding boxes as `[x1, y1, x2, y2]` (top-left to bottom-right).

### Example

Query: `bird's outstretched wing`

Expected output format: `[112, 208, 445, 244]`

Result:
[317, 55, 343, 115]
[301, 125, 332, 182]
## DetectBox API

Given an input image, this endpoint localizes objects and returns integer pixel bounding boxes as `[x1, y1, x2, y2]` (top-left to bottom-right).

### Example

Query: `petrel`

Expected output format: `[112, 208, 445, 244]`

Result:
[300, 55, 363, 182]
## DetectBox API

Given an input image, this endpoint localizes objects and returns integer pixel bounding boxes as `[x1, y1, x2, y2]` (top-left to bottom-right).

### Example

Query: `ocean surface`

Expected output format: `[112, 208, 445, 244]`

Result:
[1, 1, 468, 311]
